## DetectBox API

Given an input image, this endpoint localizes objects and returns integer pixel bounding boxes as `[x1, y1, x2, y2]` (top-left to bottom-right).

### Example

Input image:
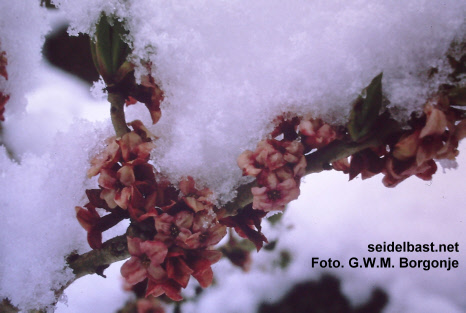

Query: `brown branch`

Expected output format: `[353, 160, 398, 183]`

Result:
[67, 235, 129, 280]
[108, 92, 130, 137]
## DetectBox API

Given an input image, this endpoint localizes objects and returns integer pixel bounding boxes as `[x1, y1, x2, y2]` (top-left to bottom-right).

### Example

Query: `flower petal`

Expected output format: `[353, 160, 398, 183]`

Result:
[140, 240, 168, 265]
[98, 169, 118, 189]
[121, 257, 147, 285]
[127, 236, 143, 256]
[166, 257, 193, 288]
[175, 211, 194, 229]
[114, 187, 132, 209]
[147, 264, 167, 282]
[118, 165, 136, 187]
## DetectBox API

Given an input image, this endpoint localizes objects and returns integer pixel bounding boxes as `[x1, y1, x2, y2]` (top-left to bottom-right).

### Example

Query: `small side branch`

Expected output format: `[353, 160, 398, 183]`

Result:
[304, 137, 382, 175]
[67, 235, 129, 279]
[108, 93, 130, 137]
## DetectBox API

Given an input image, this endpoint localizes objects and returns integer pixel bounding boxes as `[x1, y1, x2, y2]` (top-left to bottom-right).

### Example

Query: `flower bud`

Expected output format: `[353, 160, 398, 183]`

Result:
[90, 13, 134, 87]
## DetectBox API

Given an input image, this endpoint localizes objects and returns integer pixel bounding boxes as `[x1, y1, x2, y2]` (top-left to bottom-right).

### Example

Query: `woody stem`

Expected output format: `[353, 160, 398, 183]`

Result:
[108, 92, 130, 137]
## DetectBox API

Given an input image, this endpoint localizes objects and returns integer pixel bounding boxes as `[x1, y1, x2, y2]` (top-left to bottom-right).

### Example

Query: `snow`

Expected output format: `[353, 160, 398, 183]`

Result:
[0, 1, 465, 312]
[3, 67, 108, 157]
[55, 261, 130, 313]
[0, 66, 120, 311]
[0, 0, 48, 117]
[54, 0, 466, 202]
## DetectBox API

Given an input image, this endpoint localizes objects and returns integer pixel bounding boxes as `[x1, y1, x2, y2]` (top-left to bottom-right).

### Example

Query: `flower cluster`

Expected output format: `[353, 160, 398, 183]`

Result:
[237, 116, 339, 212]
[75, 119, 160, 249]
[77, 123, 227, 300]
[228, 116, 339, 251]
[299, 116, 338, 150]
[0, 49, 9, 121]
[88, 120, 160, 215]
[120, 177, 226, 300]
[333, 96, 466, 187]
[237, 138, 304, 212]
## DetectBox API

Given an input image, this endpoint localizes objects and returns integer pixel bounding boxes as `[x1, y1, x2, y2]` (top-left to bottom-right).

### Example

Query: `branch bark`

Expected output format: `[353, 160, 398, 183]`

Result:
[108, 92, 130, 137]
[67, 235, 129, 280]
[0, 236, 130, 313]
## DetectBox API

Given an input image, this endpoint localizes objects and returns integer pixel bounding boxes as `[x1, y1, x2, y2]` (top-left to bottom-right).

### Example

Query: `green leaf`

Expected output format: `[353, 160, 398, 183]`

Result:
[90, 14, 132, 86]
[111, 18, 130, 75]
[348, 72, 383, 142]
[94, 14, 113, 81]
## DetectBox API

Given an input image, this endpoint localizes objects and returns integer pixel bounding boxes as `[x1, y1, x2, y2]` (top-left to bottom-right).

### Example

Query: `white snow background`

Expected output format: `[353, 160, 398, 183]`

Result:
[0, 1, 465, 312]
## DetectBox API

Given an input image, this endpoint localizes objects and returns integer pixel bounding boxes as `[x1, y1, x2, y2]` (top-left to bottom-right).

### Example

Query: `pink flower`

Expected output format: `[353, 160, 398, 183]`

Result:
[179, 176, 214, 212]
[419, 103, 448, 138]
[118, 131, 155, 162]
[154, 211, 194, 247]
[87, 138, 120, 178]
[128, 181, 158, 221]
[185, 211, 227, 249]
[237, 140, 285, 177]
[97, 158, 157, 210]
[144, 249, 222, 300]
[143, 247, 222, 300]
[382, 157, 437, 187]
[75, 205, 102, 249]
[392, 130, 421, 161]
[140, 74, 164, 125]
[251, 178, 300, 211]
[393, 103, 452, 166]
[98, 168, 132, 209]
[187, 249, 223, 288]
[220, 205, 268, 251]
[299, 118, 337, 150]
[121, 237, 168, 286]
[165, 255, 194, 288]
[237, 150, 263, 176]
[146, 278, 183, 301]
[87, 122, 156, 179]
[75, 189, 130, 249]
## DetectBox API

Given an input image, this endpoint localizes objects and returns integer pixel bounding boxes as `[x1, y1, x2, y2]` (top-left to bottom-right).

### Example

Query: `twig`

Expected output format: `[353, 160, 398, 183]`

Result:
[108, 92, 130, 137]
[304, 137, 382, 174]
[67, 235, 129, 280]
